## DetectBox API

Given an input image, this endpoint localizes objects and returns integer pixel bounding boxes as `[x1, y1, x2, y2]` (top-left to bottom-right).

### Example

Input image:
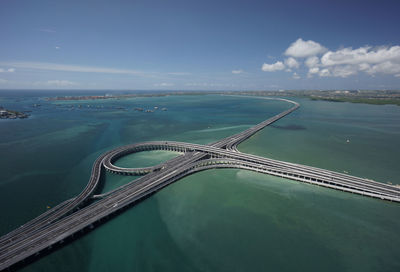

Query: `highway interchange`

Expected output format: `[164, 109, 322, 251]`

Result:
[0, 97, 399, 270]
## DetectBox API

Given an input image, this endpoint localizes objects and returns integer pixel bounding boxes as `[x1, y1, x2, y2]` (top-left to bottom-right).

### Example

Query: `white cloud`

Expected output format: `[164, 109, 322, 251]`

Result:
[167, 72, 191, 76]
[321, 46, 400, 66]
[185, 82, 236, 88]
[272, 40, 400, 78]
[186, 82, 205, 87]
[285, 57, 299, 69]
[307, 67, 319, 78]
[0, 61, 151, 77]
[0, 68, 15, 73]
[331, 65, 358, 78]
[32, 80, 78, 87]
[292, 72, 300, 79]
[305, 56, 319, 68]
[365, 61, 400, 76]
[232, 69, 244, 74]
[154, 82, 174, 87]
[285, 38, 327, 58]
[44, 80, 78, 87]
[319, 69, 330, 77]
[359, 63, 371, 71]
[261, 61, 285, 72]
[55, 46, 60, 50]
[317, 45, 400, 77]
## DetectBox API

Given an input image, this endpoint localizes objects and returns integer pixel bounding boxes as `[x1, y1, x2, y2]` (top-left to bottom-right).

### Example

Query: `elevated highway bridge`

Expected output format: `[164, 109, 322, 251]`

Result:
[0, 97, 398, 271]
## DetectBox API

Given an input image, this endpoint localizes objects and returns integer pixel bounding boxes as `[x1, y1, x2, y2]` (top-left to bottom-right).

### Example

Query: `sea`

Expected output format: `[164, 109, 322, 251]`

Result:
[0, 90, 399, 271]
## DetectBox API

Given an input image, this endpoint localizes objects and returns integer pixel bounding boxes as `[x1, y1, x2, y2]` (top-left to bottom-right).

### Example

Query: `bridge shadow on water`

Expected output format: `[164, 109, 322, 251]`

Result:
[8, 169, 203, 272]
[8, 191, 156, 271]
[93, 169, 107, 196]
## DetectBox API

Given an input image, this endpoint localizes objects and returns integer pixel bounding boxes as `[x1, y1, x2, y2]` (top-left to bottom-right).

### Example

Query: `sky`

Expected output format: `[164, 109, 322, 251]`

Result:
[1, 0, 400, 91]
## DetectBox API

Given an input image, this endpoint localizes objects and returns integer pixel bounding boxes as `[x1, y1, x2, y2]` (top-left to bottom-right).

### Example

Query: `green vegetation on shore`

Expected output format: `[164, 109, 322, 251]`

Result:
[231, 90, 400, 107]
[309, 96, 400, 106]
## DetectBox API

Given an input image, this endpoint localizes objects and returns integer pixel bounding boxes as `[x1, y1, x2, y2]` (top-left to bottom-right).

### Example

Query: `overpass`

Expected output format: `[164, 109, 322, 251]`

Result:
[0, 97, 398, 271]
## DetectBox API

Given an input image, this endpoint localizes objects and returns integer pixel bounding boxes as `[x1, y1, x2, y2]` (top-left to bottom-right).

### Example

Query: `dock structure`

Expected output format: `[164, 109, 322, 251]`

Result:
[0, 97, 399, 270]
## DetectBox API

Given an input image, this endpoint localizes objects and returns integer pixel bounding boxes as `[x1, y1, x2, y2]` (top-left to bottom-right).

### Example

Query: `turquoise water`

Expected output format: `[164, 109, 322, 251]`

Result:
[114, 150, 180, 168]
[0, 92, 399, 271]
[239, 97, 400, 183]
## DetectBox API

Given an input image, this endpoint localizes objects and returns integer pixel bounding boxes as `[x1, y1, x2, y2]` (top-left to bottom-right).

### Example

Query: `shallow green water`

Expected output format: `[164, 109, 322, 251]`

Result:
[114, 150, 180, 168]
[0, 92, 399, 271]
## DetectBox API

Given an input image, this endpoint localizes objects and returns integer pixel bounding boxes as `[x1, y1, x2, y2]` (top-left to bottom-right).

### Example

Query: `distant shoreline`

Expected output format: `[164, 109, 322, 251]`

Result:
[38, 89, 400, 106]
[308, 96, 400, 106]
[1, 89, 399, 106]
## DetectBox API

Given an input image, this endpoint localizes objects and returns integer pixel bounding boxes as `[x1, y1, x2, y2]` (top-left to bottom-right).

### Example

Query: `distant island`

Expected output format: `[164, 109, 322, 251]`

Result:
[45, 89, 400, 106]
[0, 107, 29, 119]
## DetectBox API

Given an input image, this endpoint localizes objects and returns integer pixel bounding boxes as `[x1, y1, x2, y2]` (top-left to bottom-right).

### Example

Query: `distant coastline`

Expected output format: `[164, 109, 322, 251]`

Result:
[231, 90, 400, 106]
[308, 96, 400, 106]
[39, 89, 400, 106]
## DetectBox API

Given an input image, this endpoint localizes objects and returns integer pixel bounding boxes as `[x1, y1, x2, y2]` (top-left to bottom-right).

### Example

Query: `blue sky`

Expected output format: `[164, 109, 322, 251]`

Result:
[1, 0, 400, 90]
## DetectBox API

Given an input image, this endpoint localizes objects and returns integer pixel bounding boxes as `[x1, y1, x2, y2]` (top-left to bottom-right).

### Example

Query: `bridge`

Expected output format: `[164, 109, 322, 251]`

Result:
[0, 97, 399, 270]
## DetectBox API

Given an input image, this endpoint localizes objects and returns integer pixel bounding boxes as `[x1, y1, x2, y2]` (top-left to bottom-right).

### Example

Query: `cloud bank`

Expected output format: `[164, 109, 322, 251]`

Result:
[154, 82, 174, 87]
[232, 69, 244, 74]
[34, 80, 78, 87]
[262, 61, 285, 72]
[285, 38, 327, 58]
[0, 62, 143, 75]
[285, 57, 300, 69]
[0, 68, 15, 73]
[262, 38, 400, 78]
